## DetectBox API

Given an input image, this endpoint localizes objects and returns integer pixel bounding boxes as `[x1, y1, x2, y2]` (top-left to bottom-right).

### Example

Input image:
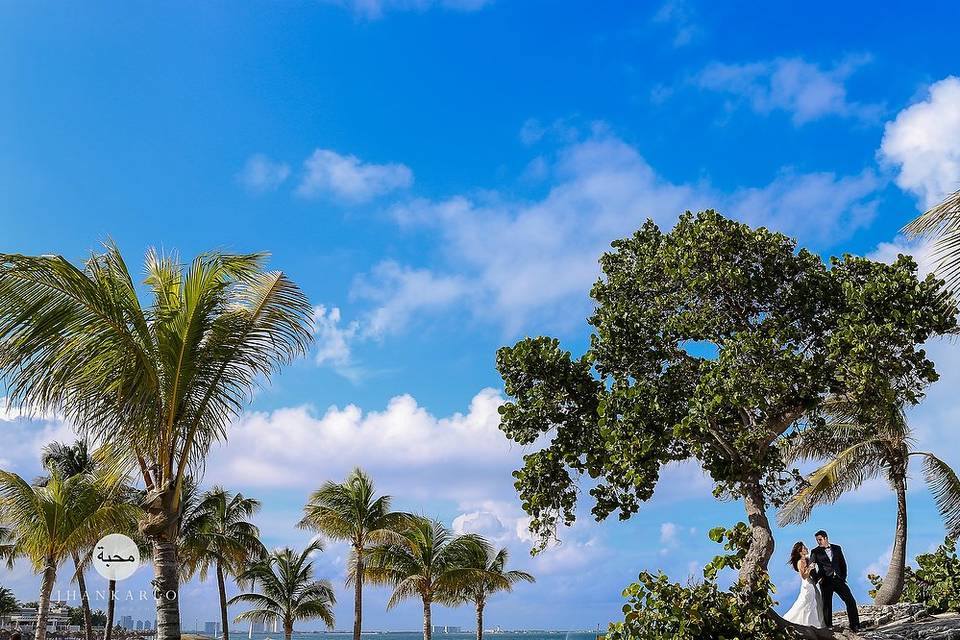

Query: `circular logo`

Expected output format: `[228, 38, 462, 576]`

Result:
[92, 533, 140, 581]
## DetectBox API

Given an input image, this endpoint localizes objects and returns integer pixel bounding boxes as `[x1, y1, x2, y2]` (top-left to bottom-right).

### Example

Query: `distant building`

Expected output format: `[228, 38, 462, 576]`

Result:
[205, 621, 222, 635]
[1, 603, 71, 634]
[121, 616, 134, 630]
[136, 621, 144, 630]
[432, 626, 461, 634]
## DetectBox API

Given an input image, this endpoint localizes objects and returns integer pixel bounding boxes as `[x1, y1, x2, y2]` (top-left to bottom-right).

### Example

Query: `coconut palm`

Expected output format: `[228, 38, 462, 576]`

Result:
[455, 546, 534, 640]
[778, 398, 960, 604]
[298, 468, 409, 640]
[38, 439, 99, 640]
[180, 486, 266, 640]
[364, 517, 490, 640]
[0, 469, 138, 640]
[0, 585, 18, 616]
[229, 541, 336, 640]
[0, 246, 314, 640]
[904, 188, 960, 286]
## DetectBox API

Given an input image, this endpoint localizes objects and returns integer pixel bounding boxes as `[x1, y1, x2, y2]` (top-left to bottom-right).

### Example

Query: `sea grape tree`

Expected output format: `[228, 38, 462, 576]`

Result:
[496, 210, 957, 584]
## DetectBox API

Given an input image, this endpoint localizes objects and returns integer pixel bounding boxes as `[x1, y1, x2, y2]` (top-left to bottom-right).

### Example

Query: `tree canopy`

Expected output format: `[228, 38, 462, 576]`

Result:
[496, 210, 958, 582]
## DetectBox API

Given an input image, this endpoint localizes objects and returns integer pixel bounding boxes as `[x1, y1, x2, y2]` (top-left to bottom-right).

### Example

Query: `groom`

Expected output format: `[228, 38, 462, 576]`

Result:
[810, 530, 860, 631]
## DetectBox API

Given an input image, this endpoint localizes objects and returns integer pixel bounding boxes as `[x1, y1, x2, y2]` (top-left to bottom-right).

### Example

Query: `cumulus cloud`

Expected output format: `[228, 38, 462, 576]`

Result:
[879, 76, 960, 209]
[321, 0, 492, 20]
[237, 154, 291, 193]
[697, 56, 881, 125]
[296, 149, 413, 203]
[207, 387, 518, 502]
[868, 236, 939, 278]
[369, 131, 880, 336]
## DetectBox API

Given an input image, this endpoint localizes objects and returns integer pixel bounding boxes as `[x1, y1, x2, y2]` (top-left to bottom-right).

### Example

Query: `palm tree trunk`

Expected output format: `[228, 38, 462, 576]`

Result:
[104, 580, 116, 640]
[740, 476, 774, 586]
[73, 550, 94, 640]
[475, 602, 484, 640]
[284, 620, 293, 640]
[153, 537, 182, 640]
[36, 553, 57, 640]
[875, 475, 908, 604]
[353, 555, 363, 640]
[217, 560, 230, 640]
[422, 597, 432, 640]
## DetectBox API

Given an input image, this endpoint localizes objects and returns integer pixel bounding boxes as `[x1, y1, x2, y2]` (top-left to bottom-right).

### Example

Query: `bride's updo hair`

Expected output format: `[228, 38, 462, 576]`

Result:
[788, 541, 806, 571]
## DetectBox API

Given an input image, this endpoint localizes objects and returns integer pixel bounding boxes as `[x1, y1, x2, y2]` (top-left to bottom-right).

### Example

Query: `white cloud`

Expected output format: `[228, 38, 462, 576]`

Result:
[868, 235, 938, 278]
[312, 304, 365, 382]
[660, 522, 678, 545]
[351, 260, 468, 337]
[652, 0, 700, 48]
[731, 168, 880, 241]
[879, 76, 960, 209]
[208, 387, 519, 503]
[296, 149, 413, 203]
[321, 0, 492, 20]
[373, 131, 879, 336]
[697, 56, 881, 125]
[237, 154, 291, 193]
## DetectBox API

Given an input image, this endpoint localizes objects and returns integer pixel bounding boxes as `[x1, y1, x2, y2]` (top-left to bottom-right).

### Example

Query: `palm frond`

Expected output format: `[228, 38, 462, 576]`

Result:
[918, 452, 960, 538]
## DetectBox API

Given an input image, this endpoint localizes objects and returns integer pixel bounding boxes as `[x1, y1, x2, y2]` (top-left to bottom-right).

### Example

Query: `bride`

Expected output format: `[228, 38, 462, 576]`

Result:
[783, 541, 825, 627]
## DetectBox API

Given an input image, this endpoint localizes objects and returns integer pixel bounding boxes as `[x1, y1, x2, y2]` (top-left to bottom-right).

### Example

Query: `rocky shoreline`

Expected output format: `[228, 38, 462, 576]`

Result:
[826, 604, 960, 639]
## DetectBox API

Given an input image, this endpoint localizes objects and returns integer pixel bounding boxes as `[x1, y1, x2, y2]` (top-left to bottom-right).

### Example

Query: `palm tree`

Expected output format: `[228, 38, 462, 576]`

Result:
[180, 486, 266, 640]
[0, 246, 314, 640]
[0, 469, 137, 640]
[298, 468, 409, 640]
[0, 584, 18, 616]
[455, 547, 534, 640]
[229, 542, 336, 640]
[39, 439, 99, 640]
[364, 517, 490, 640]
[778, 399, 960, 604]
[904, 188, 960, 286]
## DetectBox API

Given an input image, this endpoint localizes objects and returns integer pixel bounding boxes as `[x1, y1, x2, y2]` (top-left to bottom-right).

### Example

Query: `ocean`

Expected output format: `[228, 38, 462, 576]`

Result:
[233, 632, 601, 640]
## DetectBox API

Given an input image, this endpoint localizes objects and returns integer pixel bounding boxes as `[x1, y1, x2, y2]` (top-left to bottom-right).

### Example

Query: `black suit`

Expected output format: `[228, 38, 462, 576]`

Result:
[810, 544, 859, 629]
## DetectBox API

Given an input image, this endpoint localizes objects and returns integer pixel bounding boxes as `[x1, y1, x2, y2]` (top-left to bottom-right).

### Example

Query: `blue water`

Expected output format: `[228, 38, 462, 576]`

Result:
[233, 632, 601, 640]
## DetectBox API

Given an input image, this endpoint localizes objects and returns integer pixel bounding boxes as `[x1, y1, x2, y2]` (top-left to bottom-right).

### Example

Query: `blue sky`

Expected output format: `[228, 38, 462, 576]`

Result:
[3, 0, 960, 631]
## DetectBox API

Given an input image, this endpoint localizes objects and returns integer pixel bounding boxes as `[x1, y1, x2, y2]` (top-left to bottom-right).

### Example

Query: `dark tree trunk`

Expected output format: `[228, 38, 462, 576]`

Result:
[740, 477, 775, 586]
[217, 560, 230, 640]
[152, 538, 182, 640]
[284, 620, 293, 640]
[353, 555, 363, 640]
[875, 474, 908, 605]
[104, 580, 116, 640]
[73, 550, 94, 640]
[36, 553, 57, 640]
[475, 601, 484, 640]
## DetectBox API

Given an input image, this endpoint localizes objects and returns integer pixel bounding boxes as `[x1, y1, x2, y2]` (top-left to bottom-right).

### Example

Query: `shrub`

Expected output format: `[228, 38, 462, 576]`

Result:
[869, 538, 960, 612]
[607, 523, 790, 640]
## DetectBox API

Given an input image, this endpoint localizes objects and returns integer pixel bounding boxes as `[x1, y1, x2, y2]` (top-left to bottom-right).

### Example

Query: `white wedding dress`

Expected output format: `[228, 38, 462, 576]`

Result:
[783, 573, 825, 627]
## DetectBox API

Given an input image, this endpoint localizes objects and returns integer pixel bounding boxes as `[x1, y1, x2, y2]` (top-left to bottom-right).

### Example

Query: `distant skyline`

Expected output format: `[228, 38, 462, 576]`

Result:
[2, 0, 960, 631]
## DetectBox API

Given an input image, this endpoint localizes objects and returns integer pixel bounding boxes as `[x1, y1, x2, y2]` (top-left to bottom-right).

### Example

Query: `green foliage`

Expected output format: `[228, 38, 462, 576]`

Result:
[496, 211, 957, 562]
[0, 585, 18, 615]
[873, 538, 960, 613]
[67, 605, 85, 625]
[91, 610, 108, 626]
[609, 524, 788, 640]
[702, 522, 751, 580]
